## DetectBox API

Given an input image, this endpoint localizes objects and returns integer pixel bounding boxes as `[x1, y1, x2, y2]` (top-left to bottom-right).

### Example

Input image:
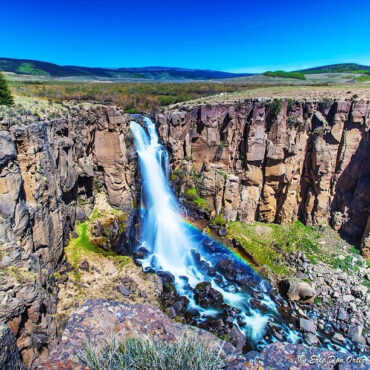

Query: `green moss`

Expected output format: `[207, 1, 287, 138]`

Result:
[185, 188, 198, 197]
[185, 187, 212, 212]
[210, 214, 227, 227]
[219, 334, 230, 342]
[193, 197, 210, 210]
[65, 211, 132, 280]
[227, 220, 368, 277]
[227, 221, 291, 276]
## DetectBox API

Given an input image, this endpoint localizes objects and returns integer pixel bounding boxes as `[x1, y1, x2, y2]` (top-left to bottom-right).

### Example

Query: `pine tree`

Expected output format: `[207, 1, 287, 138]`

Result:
[0, 72, 14, 106]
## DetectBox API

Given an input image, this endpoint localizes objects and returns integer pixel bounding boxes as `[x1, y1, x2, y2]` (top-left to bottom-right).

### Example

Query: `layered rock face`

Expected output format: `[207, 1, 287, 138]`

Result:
[156, 99, 370, 255]
[0, 105, 136, 366]
[0, 98, 369, 367]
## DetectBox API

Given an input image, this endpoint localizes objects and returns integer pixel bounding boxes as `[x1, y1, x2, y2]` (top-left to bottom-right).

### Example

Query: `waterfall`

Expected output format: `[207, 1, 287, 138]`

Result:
[130, 117, 299, 350]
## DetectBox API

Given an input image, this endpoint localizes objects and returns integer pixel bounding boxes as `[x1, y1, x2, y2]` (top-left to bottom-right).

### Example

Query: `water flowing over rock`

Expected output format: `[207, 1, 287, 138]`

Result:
[130, 116, 300, 350]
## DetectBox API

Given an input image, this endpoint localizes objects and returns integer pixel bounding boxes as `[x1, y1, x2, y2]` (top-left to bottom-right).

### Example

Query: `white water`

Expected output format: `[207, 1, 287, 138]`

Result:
[130, 117, 299, 349]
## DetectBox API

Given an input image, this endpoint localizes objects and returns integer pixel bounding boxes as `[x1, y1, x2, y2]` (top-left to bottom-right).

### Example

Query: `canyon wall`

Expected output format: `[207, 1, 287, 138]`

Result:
[0, 98, 369, 366]
[0, 105, 136, 366]
[156, 99, 370, 256]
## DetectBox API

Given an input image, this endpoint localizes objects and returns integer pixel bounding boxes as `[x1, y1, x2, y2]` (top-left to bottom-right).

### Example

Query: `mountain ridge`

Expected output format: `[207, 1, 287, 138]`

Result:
[0, 57, 253, 80]
[296, 63, 370, 74]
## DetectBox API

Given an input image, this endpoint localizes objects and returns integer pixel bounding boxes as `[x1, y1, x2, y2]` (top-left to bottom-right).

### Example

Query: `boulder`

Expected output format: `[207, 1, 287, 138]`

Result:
[304, 332, 319, 346]
[299, 318, 317, 333]
[194, 282, 224, 309]
[347, 325, 366, 344]
[278, 279, 316, 303]
[117, 285, 130, 297]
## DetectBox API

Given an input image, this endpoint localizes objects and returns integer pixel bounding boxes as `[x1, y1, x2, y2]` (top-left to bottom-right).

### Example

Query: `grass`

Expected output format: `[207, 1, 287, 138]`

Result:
[331, 246, 366, 272]
[227, 221, 296, 276]
[17, 62, 49, 76]
[227, 220, 368, 277]
[355, 74, 370, 82]
[8, 81, 252, 112]
[210, 214, 227, 227]
[77, 334, 228, 370]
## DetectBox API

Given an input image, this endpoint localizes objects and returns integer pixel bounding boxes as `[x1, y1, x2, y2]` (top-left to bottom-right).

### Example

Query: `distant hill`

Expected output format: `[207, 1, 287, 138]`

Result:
[297, 63, 370, 74]
[0, 57, 252, 81]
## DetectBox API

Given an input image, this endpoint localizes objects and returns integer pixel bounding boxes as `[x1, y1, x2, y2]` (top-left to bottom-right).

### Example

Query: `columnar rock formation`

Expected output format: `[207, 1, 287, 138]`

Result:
[156, 99, 370, 256]
[0, 98, 369, 366]
[0, 105, 136, 366]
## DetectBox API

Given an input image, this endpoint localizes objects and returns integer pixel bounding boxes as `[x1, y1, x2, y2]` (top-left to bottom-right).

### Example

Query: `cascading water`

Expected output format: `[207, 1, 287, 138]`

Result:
[130, 116, 302, 350]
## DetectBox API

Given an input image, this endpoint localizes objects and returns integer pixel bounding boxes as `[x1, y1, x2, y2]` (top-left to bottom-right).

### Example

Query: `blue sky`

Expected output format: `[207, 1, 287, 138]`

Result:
[1, 0, 369, 72]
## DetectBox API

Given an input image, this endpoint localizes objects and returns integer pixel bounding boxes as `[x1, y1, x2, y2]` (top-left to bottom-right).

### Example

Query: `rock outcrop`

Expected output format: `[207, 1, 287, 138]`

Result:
[39, 299, 369, 370]
[0, 103, 137, 367]
[156, 99, 370, 253]
[38, 299, 242, 369]
[0, 323, 25, 369]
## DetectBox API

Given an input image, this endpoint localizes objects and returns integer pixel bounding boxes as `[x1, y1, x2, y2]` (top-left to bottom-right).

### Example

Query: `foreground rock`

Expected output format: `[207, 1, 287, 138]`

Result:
[38, 299, 243, 369]
[38, 299, 369, 369]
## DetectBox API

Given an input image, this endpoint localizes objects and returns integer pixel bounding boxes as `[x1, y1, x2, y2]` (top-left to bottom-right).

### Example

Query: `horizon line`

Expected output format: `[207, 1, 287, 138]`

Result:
[1, 55, 370, 75]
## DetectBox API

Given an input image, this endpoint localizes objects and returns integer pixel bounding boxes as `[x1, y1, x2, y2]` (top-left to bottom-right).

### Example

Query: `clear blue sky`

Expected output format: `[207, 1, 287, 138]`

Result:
[1, 0, 369, 72]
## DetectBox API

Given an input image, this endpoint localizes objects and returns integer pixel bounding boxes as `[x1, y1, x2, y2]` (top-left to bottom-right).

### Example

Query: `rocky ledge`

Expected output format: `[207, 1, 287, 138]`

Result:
[38, 299, 369, 370]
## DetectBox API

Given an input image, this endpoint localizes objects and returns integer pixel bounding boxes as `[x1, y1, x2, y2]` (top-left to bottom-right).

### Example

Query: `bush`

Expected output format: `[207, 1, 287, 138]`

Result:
[77, 334, 228, 370]
[0, 72, 14, 106]
[270, 98, 282, 119]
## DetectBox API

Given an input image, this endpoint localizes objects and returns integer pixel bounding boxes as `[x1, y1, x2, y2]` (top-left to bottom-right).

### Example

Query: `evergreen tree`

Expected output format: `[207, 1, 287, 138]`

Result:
[0, 72, 14, 106]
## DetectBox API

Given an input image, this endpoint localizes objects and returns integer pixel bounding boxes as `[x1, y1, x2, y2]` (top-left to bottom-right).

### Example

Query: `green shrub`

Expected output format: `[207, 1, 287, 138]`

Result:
[211, 214, 227, 226]
[270, 98, 282, 119]
[0, 72, 14, 106]
[77, 334, 228, 370]
[185, 188, 198, 198]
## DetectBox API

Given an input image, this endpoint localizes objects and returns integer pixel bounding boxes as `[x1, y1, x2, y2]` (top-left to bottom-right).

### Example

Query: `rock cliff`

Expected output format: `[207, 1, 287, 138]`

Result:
[0, 97, 369, 367]
[156, 99, 370, 256]
[0, 102, 136, 366]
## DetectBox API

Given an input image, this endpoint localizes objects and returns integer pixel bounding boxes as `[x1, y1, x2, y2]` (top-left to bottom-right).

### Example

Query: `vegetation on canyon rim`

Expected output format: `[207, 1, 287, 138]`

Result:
[0, 72, 14, 106]
[8, 80, 253, 112]
[77, 334, 228, 370]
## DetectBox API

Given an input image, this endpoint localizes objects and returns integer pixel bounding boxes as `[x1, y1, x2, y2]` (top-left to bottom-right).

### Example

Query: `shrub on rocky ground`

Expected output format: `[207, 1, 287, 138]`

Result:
[77, 334, 228, 370]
